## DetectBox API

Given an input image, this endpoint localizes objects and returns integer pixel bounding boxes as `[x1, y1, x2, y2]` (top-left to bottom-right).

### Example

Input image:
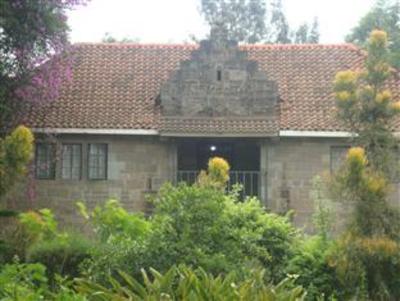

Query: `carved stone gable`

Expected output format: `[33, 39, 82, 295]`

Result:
[160, 28, 278, 118]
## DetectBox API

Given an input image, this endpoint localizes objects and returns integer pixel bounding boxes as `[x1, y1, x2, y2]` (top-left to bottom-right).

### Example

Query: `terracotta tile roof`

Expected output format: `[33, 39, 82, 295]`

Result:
[160, 116, 279, 136]
[22, 42, 400, 134]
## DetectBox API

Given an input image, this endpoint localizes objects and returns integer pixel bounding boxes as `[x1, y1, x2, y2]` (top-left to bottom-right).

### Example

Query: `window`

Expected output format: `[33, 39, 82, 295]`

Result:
[35, 143, 56, 179]
[88, 144, 107, 180]
[217, 69, 222, 81]
[330, 146, 350, 173]
[62, 144, 82, 180]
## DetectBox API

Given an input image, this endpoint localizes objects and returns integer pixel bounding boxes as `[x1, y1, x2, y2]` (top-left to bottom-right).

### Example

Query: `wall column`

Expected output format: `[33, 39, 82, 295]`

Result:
[260, 140, 268, 207]
[169, 139, 178, 183]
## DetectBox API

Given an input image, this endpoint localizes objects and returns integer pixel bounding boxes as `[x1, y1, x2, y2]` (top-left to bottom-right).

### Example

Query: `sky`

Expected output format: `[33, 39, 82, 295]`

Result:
[67, 0, 377, 44]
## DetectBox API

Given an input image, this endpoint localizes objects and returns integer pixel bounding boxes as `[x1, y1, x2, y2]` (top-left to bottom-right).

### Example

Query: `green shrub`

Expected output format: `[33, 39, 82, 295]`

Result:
[76, 265, 307, 301]
[0, 208, 60, 262]
[27, 232, 93, 284]
[0, 261, 48, 300]
[287, 236, 340, 300]
[85, 183, 298, 283]
[0, 262, 88, 300]
[224, 195, 297, 281]
[77, 200, 150, 243]
[76, 200, 151, 282]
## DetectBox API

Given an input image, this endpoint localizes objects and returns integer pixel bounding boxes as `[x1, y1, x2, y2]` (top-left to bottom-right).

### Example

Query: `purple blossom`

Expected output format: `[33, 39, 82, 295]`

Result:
[5, 1, 87, 108]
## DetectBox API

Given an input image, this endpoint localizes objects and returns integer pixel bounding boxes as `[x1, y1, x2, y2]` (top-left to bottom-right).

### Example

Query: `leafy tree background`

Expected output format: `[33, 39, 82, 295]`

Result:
[346, 0, 400, 68]
[101, 32, 141, 43]
[199, 0, 320, 44]
[0, 0, 87, 129]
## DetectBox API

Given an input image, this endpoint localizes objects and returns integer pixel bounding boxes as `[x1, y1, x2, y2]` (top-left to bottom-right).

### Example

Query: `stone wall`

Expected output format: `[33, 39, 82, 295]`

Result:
[264, 137, 351, 232]
[160, 27, 278, 118]
[7, 134, 400, 232]
[11, 134, 176, 227]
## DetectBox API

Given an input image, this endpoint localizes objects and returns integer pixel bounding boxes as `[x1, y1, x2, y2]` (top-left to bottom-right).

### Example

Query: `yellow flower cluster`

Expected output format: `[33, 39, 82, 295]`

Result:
[366, 176, 386, 195]
[336, 91, 351, 102]
[208, 157, 230, 182]
[390, 101, 400, 112]
[369, 30, 388, 47]
[347, 147, 367, 166]
[197, 157, 230, 189]
[376, 90, 392, 104]
[335, 70, 357, 86]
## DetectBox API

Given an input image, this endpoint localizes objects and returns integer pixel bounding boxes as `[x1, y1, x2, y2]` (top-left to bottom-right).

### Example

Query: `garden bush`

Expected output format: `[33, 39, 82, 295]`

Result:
[85, 182, 298, 283]
[77, 199, 151, 243]
[27, 232, 93, 285]
[0, 208, 60, 263]
[0, 261, 49, 300]
[0, 261, 87, 300]
[84, 158, 298, 284]
[287, 236, 340, 300]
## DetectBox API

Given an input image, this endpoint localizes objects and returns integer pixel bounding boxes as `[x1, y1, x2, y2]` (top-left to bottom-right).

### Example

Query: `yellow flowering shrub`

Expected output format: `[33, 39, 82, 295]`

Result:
[4, 125, 34, 172]
[331, 30, 400, 299]
[390, 101, 400, 112]
[0, 125, 34, 197]
[346, 147, 367, 166]
[197, 157, 230, 190]
[329, 232, 400, 299]
[334, 70, 358, 91]
[366, 175, 387, 196]
[369, 30, 388, 48]
[208, 157, 230, 184]
[335, 91, 351, 102]
[376, 90, 391, 104]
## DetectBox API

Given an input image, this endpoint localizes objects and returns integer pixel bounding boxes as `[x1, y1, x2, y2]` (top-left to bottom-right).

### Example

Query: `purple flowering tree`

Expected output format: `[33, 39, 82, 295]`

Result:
[0, 0, 87, 129]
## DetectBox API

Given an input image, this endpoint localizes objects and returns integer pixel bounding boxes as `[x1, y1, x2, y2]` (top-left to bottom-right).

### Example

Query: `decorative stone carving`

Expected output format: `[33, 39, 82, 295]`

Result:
[160, 25, 279, 118]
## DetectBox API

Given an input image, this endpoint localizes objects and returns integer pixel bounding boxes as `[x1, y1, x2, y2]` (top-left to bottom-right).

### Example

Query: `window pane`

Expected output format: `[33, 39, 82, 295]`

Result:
[62, 144, 81, 180]
[88, 144, 107, 180]
[35, 144, 55, 179]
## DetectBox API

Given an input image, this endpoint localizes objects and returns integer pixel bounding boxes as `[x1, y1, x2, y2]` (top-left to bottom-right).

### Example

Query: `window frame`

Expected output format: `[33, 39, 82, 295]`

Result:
[61, 143, 82, 180]
[35, 143, 56, 180]
[87, 143, 108, 180]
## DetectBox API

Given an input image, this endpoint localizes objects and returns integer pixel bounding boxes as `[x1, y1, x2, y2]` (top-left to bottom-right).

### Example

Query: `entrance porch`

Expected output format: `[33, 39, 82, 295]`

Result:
[176, 138, 263, 198]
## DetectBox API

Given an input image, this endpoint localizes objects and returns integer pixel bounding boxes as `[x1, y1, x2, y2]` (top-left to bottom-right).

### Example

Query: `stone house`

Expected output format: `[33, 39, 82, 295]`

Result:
[20, 28, 400, 229]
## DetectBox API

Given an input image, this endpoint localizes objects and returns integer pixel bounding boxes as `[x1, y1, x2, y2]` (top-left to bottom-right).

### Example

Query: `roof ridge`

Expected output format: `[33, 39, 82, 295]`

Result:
[73, 42, 198, 49]
[73, 41, 360, 51]
[241, 43, 360, 50]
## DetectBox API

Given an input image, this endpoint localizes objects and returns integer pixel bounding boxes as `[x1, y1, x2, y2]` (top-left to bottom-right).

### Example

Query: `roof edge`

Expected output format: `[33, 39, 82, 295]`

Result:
[32, 128, 159, 135]
[159, 132, 278, 138]
[279, 130, 355, 138]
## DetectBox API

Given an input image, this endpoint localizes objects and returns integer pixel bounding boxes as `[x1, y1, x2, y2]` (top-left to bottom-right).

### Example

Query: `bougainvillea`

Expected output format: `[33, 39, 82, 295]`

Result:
[0, 0, 87, 128]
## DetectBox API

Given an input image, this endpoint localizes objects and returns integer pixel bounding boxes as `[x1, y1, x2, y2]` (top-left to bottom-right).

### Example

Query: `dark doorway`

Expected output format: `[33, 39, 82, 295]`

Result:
[178, 139, 260, 171]
[177, 138, 260, 197]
